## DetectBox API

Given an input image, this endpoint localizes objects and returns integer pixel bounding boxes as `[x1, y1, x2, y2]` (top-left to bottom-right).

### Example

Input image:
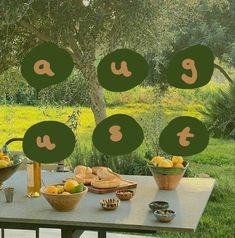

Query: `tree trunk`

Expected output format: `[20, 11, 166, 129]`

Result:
[77, 49, 107, 125]
[67, 36, 107, 125]
[83, 63, 107, 125]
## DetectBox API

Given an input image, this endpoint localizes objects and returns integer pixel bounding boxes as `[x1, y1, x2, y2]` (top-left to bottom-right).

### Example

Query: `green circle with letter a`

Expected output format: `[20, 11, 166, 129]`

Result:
[92, 114, 144, 155]
[21, 42, 74, 91]
[159, 116, 209, 156]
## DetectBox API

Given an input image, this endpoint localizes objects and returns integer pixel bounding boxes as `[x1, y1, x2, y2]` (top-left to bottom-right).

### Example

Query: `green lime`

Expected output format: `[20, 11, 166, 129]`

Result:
[71, 183, 84, 194]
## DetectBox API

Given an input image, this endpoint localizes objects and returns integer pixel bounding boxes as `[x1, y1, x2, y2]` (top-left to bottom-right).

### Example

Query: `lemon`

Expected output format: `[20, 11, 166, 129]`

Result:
[64, 180, 78, 193]
[0, 160, 9, 168]
[151, 156, 165, 166]
[172, 156, 184, 165]
[45, 185, 58, 194]
[56, 185, 64, 194]
[57, 185, 65, 194]
[174, 163, 184, 168]
[158, 159, 173, 168]
[0, 156, 11, 162]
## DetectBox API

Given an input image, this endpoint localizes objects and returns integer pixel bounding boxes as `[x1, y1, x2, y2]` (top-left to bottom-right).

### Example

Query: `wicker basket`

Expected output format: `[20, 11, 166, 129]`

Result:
[147, 161, 189, 190]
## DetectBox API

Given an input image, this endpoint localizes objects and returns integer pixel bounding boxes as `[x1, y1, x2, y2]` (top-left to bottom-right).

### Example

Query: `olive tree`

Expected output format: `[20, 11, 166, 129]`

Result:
[0, 0, 228, 124]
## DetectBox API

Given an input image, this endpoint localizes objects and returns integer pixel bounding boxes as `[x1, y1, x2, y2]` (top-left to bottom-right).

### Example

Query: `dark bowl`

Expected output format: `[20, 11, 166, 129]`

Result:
[0, 161, 22, 189]
[149, 201, 169, 211]
[154, 209, 176, 223]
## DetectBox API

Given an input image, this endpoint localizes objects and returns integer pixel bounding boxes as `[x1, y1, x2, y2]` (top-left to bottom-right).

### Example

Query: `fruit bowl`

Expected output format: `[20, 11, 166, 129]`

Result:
[0, 155, 22, 190]
[147, 156, 189, 190]
[41, 183, 88, 212]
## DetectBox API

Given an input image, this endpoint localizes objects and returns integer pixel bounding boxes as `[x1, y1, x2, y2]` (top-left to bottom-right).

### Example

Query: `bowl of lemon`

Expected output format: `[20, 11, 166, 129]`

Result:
[41, 179, 88, 211]
[147, 156, 188, 190]
[0, 151, 22, 190]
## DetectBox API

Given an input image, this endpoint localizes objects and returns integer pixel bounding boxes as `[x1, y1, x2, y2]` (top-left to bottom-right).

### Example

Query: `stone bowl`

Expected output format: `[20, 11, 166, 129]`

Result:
[40, 185, 88, 212]
[154, 209, 176, 223]
[149, 201, 169, 212]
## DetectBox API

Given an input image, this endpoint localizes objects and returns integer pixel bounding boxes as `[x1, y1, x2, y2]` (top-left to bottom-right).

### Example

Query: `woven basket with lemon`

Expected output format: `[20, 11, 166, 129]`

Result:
[147, 156, 188, 190]
[0, 150, 22, 190]
[41, 179, 87, 211]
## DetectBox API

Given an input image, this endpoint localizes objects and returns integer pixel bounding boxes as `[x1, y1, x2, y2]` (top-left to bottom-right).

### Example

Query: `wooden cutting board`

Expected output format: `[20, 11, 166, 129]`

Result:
[88, 179, 137, 194]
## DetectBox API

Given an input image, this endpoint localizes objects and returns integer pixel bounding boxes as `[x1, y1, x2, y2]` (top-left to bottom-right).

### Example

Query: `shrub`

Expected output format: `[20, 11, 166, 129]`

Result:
[104, 86, 154, 106]
[203, 82, 235, 139]
[68, 145, 151, 176]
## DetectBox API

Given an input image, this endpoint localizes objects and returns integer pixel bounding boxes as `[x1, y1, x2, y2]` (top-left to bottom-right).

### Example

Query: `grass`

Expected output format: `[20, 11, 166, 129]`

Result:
[156, 163, 235, 238]
[0, 103, 150, 150]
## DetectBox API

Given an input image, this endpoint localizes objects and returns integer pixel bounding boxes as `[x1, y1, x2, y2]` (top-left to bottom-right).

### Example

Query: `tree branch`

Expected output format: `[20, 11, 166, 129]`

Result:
[20, 19, 53, 42]
[214, 63, 233, 83]
[19, 19, 76, 62]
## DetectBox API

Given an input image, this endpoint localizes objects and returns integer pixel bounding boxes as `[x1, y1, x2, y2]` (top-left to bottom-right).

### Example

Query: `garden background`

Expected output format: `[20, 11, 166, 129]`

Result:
[0, 1, 234, 237]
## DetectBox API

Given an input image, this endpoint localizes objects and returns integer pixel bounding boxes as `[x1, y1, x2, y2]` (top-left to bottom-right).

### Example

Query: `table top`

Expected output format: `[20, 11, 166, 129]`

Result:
[0, 171, 215, 233]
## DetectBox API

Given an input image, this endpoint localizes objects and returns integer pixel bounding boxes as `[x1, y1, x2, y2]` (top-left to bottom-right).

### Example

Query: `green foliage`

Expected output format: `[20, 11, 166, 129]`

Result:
[187, 138, 235, 165]
[203, 82, 235, 139]
[38, 70, 90, 106]
[0, 67, 35, 105]
[68, 146, 150, 176]
[104, 86, 154, 106]
[0, 68, 90, 106]
[171, 0, 235, 66]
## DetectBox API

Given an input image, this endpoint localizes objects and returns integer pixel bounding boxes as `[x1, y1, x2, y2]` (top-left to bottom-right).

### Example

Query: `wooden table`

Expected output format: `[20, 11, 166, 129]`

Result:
[0, 171, 215, 238]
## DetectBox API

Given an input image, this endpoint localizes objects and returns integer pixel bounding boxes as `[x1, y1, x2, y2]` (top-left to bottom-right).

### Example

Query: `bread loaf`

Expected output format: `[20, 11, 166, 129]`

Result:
[91, 178, 120, 189]
[74, 165, 122, 189]
[74, 165, 98, 185]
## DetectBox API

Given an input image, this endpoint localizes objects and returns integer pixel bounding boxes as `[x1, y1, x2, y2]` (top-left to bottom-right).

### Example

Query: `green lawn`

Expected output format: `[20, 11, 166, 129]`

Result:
[156, 138, 235, 238]
[0, 104, 150, 150]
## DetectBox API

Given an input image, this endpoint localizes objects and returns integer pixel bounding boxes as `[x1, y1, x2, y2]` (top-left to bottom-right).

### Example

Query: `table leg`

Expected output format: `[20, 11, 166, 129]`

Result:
[72, 230, 84, 238]
[1, 229, 5, 238]
[61, 229, 84, 238]
[98, 231, 106, 238]
[61, 229, 73, 238]
[35, 228, 39, 238]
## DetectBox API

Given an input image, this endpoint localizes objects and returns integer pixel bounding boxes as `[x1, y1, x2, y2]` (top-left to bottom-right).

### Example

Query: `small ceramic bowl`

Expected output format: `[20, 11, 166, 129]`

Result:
[154, 209, 176, 223]
[116, 189, 134, 201]
[100, 198, 120, 210]
[149, 201, 169, 211]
